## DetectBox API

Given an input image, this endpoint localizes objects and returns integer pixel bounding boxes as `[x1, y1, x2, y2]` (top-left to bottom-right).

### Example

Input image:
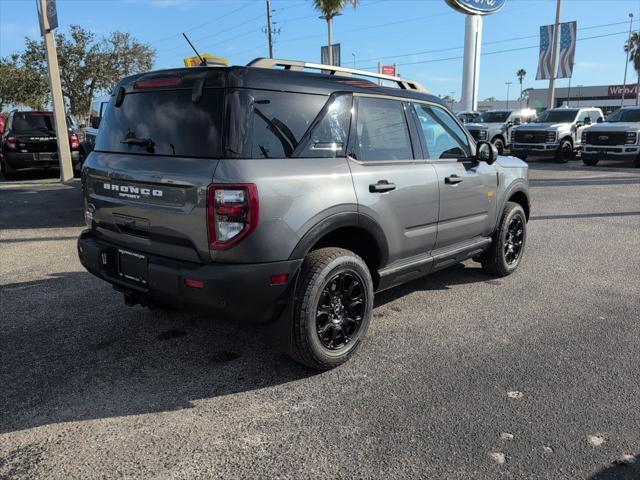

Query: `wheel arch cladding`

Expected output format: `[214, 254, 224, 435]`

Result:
[289, 212, 388, 287]
[507, 190, 530, 220]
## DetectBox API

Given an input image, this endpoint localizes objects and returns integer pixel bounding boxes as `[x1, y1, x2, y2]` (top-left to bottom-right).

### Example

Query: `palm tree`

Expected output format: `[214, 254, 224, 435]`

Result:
[516, 68, 527, 102]
[624, 32, 640, 105]
[313, 0, 359, 66]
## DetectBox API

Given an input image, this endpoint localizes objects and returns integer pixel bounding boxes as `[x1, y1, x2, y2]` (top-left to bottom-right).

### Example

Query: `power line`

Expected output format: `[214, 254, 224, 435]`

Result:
[149, 2, 254, 46]
[354, 19, 640, 66]
[358, 29, 634, 70]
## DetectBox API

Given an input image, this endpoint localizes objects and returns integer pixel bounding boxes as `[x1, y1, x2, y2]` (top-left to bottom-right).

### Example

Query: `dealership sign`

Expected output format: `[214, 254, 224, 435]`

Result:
[445, 0, 506, 15]
[608, 84, 638, 98]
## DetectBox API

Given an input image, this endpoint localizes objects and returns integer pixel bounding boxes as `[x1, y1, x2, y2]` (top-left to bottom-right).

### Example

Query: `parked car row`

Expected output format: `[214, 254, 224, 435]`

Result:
[456, 105, 640, 167]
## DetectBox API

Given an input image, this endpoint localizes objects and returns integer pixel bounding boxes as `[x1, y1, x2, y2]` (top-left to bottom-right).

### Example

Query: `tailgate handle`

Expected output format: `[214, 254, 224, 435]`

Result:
[369, 180, 396, 193]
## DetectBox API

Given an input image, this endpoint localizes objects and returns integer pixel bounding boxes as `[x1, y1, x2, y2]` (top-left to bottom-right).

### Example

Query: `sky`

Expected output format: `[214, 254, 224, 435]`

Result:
[1, 0, 640, 101]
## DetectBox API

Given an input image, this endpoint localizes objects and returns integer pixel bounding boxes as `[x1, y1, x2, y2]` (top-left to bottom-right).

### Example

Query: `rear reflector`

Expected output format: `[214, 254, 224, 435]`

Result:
[134, 77, 183, 89]
[270, 274, 289, 286]
[184, 278, 205, 289]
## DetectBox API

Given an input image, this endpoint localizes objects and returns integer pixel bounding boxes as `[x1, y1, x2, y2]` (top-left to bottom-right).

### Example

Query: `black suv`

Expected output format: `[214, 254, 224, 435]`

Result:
[0, 110, 82, 179]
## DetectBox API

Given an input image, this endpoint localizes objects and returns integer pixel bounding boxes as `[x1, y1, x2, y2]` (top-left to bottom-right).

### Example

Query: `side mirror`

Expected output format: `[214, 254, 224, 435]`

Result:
[584, 117, 592, 126]
[597, 117, 604, 123]
[513, 118, 522, 126]
[476, 141, 498, 165]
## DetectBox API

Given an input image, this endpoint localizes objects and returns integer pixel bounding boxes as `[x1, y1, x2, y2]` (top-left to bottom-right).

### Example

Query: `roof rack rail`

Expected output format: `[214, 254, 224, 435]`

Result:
[247, 58, 428, 93]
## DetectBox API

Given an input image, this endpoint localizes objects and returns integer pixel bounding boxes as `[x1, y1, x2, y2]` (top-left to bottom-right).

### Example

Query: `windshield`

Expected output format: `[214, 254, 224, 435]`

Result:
[606, 108, 640, 123]
[12, 112, 55, 132]
[534, 109, 578, 123]
[95, 89, 223, 158]
[475, 111, 510, 123]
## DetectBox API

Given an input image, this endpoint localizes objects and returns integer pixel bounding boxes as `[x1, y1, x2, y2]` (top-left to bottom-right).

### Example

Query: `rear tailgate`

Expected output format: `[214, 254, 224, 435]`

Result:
[85, 153, 218, 263]
[16, 133, 57, 154]
[83, 83, 225, 264]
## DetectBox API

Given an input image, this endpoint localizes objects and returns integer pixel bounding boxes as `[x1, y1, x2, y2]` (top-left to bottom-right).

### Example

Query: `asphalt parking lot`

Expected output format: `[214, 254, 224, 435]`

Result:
[1, 160, 639, 479]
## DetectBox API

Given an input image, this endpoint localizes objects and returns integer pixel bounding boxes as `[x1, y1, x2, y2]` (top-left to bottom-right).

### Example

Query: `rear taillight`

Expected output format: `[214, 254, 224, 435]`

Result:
[207, 184, 259, 250]
[6, 136, 17, 150]
[70, 133, 80, 150]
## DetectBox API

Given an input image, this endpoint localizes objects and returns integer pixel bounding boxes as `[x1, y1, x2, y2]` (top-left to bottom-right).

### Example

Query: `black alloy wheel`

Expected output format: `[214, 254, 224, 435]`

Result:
[504, 215, 524, 266]
[316, 271, 366, 350]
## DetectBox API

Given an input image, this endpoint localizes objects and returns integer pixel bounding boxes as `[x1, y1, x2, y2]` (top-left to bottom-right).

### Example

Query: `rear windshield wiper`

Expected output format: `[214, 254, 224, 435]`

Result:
[121, 137, 155, 148]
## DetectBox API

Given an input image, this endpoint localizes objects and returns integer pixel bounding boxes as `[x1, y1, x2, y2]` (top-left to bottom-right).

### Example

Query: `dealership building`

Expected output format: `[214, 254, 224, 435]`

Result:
[453, 84, 640, 115]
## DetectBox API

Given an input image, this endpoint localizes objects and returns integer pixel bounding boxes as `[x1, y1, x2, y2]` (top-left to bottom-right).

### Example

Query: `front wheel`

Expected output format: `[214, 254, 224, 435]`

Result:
[555, 139, 574, 163]
[480, 202, 527, 277]
[291, 247, 374, 370]
[493, 137, 505, 156]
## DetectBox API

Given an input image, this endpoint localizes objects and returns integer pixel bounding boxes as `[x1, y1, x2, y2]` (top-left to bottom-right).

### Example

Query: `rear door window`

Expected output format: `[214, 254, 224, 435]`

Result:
[354, 97, 414, 161]
[95, 89, 223, 158]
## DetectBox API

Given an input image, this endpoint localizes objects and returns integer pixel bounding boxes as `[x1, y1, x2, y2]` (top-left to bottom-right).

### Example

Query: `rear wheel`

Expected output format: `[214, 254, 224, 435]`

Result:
[0, 157, 17, 181]
[555, 139, 574, 163]
[582, 155, 599, 166]
[480, 202, 527, 277]
[291, 247, 374, 370]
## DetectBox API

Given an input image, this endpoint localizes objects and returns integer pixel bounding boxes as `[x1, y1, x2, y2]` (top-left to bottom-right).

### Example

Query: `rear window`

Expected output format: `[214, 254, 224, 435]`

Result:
[95, 89, 223, 158]
[12, 112, 55, 132]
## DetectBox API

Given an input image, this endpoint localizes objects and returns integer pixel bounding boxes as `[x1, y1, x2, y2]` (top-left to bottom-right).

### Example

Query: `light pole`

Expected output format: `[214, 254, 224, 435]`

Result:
[547, 0, 563, 109]
[505, 82, 512, 110]
[320, 12, 341, 66]
[621, 12, 634, 107]
[352, 52, 356, 69]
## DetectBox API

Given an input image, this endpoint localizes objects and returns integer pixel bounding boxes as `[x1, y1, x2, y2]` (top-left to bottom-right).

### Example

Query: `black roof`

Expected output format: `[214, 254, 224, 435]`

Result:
[115, 64, 444, 106]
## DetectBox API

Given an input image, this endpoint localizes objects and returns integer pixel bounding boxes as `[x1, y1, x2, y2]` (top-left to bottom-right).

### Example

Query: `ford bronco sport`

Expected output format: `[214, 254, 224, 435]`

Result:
[78, 59, 530, 370]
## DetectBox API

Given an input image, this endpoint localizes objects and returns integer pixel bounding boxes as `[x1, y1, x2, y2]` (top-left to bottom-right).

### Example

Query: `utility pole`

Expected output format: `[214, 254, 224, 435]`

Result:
[327, 16, 334, 66]
[266, 0, 274, 58]
[547, 0, 562, 109]
[621, 12, 634, 107]
[38, 0, 73, 184]
[505, 82, 512, 110]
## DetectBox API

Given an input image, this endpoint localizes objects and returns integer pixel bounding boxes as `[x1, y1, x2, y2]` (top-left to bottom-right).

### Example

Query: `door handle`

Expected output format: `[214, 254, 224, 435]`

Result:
[369, 180, 396, 193]
[445, 175, 464, 185]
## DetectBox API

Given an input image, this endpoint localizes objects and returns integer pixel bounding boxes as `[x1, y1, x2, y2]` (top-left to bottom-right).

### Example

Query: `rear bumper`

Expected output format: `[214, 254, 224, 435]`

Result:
[77, 230, 303, 325]
[4, 151, 80, 169]
[511, 143, 560, 157]
[582, 145, 639, 160]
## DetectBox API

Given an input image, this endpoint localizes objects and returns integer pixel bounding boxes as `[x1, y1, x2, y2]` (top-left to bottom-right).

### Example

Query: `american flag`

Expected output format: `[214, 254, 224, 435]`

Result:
[536, 24, 555, 80]
[558, 21, 577, 78]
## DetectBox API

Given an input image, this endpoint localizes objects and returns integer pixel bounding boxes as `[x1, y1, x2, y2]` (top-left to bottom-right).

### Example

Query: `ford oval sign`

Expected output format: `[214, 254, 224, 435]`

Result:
[445, 0, 506, 15]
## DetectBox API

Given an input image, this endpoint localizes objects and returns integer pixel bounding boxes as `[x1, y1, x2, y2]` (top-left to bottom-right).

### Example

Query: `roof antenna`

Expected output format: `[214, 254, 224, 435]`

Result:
[182, 33, 206, 66]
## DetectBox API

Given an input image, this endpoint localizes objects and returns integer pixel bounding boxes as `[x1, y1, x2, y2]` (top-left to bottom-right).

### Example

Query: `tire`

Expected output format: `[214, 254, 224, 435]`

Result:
[492, 137, 505, 156]
[582, 155, 599, 166]
[480, 202, 527, 277]
[0, 157, 17, 181]
[555, 139, 574, 163]
[291, 247, 374, 370]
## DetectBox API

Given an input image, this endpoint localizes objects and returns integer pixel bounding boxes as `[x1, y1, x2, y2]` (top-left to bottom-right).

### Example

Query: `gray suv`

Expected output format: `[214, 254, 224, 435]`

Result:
[78, 59, 531, 370]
